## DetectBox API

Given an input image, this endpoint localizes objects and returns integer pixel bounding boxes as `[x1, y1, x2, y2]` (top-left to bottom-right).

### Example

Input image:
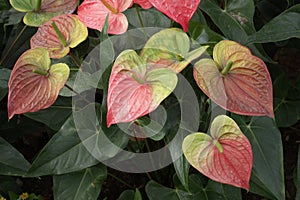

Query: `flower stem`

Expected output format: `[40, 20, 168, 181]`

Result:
[51, 22, 67, 47]
[108, 172, 134, 188]
[135, 4, 145, 28]
[35, 0, 42, 12]
[69, 51, 81, 68]
[0, 25, 27, 67]
[221, 61, 233, 75]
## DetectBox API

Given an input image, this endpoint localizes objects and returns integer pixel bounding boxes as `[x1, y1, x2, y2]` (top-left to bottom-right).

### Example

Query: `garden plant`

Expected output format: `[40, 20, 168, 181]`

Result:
[0, 0, 300, 199]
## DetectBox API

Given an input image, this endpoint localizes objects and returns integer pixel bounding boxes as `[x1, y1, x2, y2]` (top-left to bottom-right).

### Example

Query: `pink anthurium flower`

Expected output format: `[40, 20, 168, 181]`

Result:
[78, 0, 133, 34]
[133, 0, 152, 9]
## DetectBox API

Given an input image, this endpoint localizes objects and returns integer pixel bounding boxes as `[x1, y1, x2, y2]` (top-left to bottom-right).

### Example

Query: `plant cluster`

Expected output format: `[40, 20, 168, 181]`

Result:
[0, 0, 300, 199]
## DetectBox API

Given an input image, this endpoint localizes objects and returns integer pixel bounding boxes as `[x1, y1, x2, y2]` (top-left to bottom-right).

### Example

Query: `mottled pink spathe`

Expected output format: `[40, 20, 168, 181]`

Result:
[78, 0, 132, 34]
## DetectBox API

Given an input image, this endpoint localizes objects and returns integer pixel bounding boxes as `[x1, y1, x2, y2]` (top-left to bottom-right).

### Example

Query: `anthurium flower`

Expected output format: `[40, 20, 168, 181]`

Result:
[9, 0, 78, 27]
[133, 0, 152, 9]
[30, 14, 88, 59]
[182, 115, 253, 190]
[148, 0, 201, 32]
[78, 0, 133, 34]
[8, 48, 69, 119]
[141, 28, 208, 73]
[107, 49, 177, 127]
[194, 40, 274, 118]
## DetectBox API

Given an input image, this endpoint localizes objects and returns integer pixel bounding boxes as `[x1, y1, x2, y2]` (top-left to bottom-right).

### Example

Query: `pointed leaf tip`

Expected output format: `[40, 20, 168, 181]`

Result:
[194, 40, 274, 118]
[183, 115, 253, 190]
[8, 48, 69, 119]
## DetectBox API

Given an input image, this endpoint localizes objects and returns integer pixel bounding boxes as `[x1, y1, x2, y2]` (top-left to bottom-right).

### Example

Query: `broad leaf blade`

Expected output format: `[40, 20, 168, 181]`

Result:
[9, 0, 35, 12]
[30, 14, 88, 59]
[233, 116, 285, 200]
[0, 137, 31, 176]
[53, 165, 107, 200]
[148, 0, 201, 32]
[248, 4, 300, 43]
[8, 48, 69, 119]
[194, 40, 274, 118]
[0, 68, 11, 101]
[183, 115, 252, 190]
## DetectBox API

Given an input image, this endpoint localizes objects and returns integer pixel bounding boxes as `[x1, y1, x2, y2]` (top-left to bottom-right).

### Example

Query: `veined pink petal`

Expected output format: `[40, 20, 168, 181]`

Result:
[133, 0, 152, 9]
[78, 0, 129, 34]
[105, 0, 133, 12]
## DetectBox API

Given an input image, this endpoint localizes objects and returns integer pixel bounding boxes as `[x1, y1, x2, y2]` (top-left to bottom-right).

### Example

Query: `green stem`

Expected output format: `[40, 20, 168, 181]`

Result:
[221, 61, 233, 75]
[0, 25, 27, 67]
[214, 140, 224, 153]
[51, 22, 67, 47]
[65, 84, 91, 104]
[32, 69, 48, 76]
[108, 172, 134, 188]
[131, 73, 144, 84]
[69, 51, 81, 68]
[135, 4, 145, 28]
[35, 0, 42, 12]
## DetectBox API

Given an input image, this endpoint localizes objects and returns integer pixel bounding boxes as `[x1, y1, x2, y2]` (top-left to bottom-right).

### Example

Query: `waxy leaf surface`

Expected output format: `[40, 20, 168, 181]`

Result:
[182, 115, 253, 190]
[107, 50, 177, 127]
[8, 48, 69, 119]
[148, 0, 201, 32]
[10, 0, 78, 26]
[30, 14, 88, 59]
[78, 0, 132, 34]
[141, 28, 208, 73]
[194, 40, 273, 118]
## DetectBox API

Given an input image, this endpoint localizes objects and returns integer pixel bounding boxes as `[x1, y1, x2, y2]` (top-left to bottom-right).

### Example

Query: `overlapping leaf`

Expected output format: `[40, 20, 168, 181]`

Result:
[141, 28, 208, 73]
[148, 0, 201, 32]
[9, 0, 78, 26]
[194, 40, 274, 118]
[30, 14, 88, 59]
[78, 0, 133, 34]
[107, 49, 177, 127]
[8, 48, 69, 119]
[182, 115, 253, 190]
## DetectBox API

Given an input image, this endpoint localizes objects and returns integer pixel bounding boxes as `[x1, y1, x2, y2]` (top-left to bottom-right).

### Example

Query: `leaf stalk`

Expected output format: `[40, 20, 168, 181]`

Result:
[221, 61, 233, 75]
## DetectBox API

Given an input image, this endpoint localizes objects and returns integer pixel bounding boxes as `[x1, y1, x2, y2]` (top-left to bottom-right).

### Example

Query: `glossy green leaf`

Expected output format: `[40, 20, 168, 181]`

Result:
[107, 49, 177, 127]
[30, 14, 88, 59]
[194, 40, 274, 118]
[248, 4, 300, 43]
[27, 116, 99, 176]
[25, 97, 72, 131]
[53, 164, 107, 200]
[199, 0, 273, 62]
[183, 115, 252, 190]
[233, 115, 285, 200]
[8, 48, 70, 119]
[146, 173, 242, 200]
[125, 7, 171, 28]
[296, 145, 300, 200]
[273, 73, 300, 127]
[117, 189, 142, 200]
[140, 28, 208, 73]
[0, 137, 31, 176]
[0, 68, 11, 101]
[200, 0, 255, 43]
[10, 0, 78, 27]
